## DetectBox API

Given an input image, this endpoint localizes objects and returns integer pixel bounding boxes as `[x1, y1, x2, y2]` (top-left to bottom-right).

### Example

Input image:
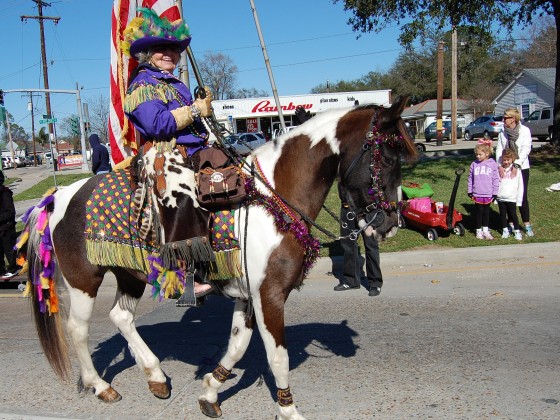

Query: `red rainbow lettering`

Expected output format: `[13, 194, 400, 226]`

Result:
[251, 100, 313, 113]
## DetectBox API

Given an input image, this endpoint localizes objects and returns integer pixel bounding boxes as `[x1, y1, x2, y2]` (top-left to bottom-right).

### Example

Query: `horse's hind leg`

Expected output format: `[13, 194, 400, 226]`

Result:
[199, 299, 255, 417]
[109, 268, 169, 399]
[65, 276, 122, 402]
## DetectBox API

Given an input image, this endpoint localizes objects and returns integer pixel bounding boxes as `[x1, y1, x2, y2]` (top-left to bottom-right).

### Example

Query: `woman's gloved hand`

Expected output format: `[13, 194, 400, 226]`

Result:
[193, 86, 213, 117]
[171, 87, 213, 129]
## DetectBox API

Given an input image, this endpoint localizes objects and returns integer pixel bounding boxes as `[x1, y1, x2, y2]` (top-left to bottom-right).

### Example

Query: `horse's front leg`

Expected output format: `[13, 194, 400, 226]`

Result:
[199, 298, 254, 417]
[109, 273, 169, 399]
[253, 290, 306, 420]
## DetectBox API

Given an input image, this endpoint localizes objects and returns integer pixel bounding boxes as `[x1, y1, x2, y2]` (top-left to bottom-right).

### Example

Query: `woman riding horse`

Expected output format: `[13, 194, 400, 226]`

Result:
[121, 8, 214, 297]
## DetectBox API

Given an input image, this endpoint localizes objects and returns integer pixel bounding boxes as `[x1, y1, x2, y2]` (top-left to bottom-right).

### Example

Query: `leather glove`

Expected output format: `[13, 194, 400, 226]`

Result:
[193, 86, 213, 117]
[170, 106, 195, 130]
[170, 86, 213, 129]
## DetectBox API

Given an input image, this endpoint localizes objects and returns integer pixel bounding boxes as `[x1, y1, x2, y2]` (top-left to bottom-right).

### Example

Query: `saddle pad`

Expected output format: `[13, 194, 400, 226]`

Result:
[211, 210, 239, 251]
[84, 169, 158, 271]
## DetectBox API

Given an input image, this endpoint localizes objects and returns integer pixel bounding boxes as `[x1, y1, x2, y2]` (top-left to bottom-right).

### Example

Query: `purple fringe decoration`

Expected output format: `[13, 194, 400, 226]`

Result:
[245, 178, 320, 279]
[146, 254, 186, 301]
[36, 194, 55, 209]
[21, 206, 34, 224]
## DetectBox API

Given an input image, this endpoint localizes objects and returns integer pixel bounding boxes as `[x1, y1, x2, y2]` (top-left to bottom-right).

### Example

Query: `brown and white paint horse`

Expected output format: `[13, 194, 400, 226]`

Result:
[22, 97, 416, 419]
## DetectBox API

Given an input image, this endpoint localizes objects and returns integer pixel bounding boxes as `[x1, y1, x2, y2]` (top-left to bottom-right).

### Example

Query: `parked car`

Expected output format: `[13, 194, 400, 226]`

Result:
[523, 107, 553, 141]
[223, 132, 266, 156]
[1, 157, 11, 169]
[423, 121, 463, 142]
[13, 157, 25, 167]
[24, 155, 41, 166]
[463, 115, 504, 141]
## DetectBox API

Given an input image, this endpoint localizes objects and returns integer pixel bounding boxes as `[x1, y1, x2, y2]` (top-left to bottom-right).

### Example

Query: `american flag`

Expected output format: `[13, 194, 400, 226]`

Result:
[109, 0, 181, 164]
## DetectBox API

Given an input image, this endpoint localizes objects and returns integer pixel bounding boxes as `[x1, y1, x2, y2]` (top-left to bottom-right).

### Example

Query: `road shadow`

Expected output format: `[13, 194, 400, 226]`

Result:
[90, 296, 358, 404]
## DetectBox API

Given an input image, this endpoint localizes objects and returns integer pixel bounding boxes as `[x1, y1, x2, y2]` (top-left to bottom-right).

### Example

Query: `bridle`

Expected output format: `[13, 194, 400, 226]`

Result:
[339, 113, 406, 239]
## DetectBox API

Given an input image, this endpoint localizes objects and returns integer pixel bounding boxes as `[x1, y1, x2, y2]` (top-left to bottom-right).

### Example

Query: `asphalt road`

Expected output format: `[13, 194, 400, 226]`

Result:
[0, 242, 559, 419]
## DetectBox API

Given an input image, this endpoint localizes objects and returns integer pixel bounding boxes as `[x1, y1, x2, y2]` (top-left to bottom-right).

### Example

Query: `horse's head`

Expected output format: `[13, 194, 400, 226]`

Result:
[338, 96, 417, 240]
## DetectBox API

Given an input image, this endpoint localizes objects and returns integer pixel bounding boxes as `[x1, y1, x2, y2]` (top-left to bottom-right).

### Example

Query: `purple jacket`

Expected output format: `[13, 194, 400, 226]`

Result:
[468, 158, 500, 198]
[124, 65, 208, 156]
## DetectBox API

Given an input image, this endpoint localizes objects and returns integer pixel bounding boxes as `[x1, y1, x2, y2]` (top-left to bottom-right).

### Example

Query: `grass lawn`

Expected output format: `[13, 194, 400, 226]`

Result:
[315, 151, 560, 256]
[10, 152, 558, 257]
[12, 173, 91, 201]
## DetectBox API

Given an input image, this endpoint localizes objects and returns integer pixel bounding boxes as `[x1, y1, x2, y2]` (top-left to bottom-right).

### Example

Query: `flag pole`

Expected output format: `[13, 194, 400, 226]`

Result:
[175, 0, 190, 88]
[248, 0, 286, 132]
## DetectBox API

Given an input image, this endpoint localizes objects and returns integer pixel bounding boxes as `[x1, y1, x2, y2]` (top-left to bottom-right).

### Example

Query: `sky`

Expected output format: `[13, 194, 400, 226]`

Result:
[0, 0, 411, 136]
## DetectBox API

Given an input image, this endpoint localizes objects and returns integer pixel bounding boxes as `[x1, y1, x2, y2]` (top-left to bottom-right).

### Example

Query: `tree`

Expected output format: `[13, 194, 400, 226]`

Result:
[309, 26, 517, 106]
[87, 94, 110, 143]
[334, 0, 559, 144]
[199, 53, 238, 100]
[231, 87, 269, 98]
[37, 127, 49, 147]
[517, 18, 556, 68]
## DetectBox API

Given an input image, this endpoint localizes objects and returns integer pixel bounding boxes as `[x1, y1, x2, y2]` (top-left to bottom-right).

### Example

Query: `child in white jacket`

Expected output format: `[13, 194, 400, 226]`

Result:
[496, 148, 524, 240]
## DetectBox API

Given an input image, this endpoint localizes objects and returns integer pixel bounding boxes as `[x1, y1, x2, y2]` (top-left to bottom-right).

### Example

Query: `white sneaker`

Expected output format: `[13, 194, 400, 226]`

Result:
[1, 271, 16, 279]
[475, 231, 484, 240]
[501, 229, 510, 239]
[482, 232, 494, 240]
[525, 226, 535, 237]
[514, 230, 523, 241]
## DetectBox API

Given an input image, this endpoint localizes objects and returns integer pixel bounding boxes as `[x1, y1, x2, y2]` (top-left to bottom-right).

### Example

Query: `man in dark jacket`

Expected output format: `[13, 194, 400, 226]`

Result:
[89, 134, 111, 175]
[0, 171, 19, 279]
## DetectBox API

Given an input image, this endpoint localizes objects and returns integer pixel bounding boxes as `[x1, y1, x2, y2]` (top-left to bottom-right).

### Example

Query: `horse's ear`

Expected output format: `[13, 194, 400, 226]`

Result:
[378, 96, 409, 129]
[389, 96, 409, 118]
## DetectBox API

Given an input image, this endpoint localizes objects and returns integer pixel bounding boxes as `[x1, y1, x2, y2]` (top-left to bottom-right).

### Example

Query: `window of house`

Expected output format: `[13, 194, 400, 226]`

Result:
[521, 104, 531, 120]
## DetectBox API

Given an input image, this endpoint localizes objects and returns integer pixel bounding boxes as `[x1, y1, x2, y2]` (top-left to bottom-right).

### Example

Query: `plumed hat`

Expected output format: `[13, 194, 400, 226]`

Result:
[121, 8, 191, 58]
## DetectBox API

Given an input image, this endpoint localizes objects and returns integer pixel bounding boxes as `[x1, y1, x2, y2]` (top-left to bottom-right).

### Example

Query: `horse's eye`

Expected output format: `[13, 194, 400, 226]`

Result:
[382, 156, 396, 166]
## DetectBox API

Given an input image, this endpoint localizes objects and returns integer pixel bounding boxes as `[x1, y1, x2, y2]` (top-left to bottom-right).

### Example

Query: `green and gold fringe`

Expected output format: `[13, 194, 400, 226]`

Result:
[124, 82, 178, 113]
[208, 249, 243, 281]
[86, 240, 153, 273]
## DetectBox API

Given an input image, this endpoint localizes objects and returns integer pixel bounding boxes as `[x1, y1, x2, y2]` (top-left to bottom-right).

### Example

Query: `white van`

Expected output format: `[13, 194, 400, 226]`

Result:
[524, 107, 553, 141]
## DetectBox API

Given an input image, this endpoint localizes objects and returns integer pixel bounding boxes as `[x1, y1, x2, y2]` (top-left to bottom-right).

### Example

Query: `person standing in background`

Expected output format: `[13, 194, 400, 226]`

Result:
[0, 171, 19, 279]
[496, 148, 524, 240]
[334, 184, 383, 297]
[89, 134, 112, 175]
[495, 108, 534, 237]
[467, 139, 500, 240]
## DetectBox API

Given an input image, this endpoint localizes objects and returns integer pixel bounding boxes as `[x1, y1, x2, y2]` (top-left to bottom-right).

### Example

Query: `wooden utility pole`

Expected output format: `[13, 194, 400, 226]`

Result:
[24, 92, 40, 166]
[21, 0, 61, 161]
[451, 27, 458, 145]
[436, 41, 445, 146]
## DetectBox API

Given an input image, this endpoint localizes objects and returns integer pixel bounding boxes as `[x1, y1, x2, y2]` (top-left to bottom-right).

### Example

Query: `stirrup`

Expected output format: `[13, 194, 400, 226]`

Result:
[176, 272, 206, 307]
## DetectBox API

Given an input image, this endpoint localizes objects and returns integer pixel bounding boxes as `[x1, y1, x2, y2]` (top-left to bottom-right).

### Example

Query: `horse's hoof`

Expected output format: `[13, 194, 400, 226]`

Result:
[148, 380, 170, 399]
[198, 398, 222, 418]
[97, 387, 122, 403]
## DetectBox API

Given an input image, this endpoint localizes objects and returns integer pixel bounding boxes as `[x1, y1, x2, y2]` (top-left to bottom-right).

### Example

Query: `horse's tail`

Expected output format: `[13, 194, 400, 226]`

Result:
[18, 197, 71, 381]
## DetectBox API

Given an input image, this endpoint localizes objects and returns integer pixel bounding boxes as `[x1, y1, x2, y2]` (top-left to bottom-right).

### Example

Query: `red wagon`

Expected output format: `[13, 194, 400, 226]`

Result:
[399, 168, 466, 241]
